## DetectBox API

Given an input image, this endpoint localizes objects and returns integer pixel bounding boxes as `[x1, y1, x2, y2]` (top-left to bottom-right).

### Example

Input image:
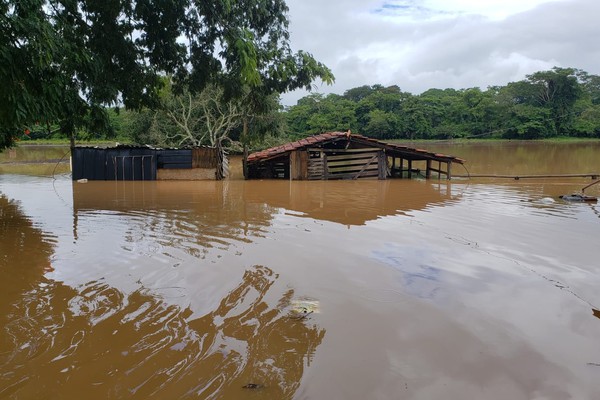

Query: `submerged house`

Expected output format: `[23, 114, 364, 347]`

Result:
[246, 132, 464, 180]
[71, 145, 227, 181]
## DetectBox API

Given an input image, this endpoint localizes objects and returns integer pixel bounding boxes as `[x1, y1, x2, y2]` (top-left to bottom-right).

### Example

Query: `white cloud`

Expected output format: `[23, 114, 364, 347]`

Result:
[281, 0, 599, 106]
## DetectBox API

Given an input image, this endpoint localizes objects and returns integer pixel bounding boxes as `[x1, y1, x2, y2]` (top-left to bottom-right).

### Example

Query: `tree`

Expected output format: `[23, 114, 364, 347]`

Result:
[0, 0, 333, 150]
[525, 67, 581, 135]
[362, 109, 401, 139]
[161, 85, 243, 148]
[503, 104, 553, 139]
[284, 93, 356, 136]
[130, 83, 285, 149]
[343, 85, 376, 102]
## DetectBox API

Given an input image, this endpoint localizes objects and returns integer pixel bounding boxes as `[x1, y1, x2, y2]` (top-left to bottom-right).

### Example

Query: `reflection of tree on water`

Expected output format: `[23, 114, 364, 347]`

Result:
[72, 181, 277, 257]
[0, 195, 56, 321]
[1, 264, 325, 399]
[0, 195, 59, 397]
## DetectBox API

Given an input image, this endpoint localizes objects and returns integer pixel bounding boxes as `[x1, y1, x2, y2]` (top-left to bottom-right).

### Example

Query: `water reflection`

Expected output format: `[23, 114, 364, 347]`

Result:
[243, 180, 456, 226]
[72, 181, 276, 260]
[0, 195, 56, 304]
[1, 193, 325, 399]
[72, 179, 457, 229]
[2, 263, 324, 398]
[0, 195, 60, 397]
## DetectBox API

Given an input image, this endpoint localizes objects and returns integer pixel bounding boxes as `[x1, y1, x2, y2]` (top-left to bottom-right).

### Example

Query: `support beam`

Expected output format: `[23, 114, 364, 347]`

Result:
[400, 158, 404, 179]
[378, 151, 386, 180]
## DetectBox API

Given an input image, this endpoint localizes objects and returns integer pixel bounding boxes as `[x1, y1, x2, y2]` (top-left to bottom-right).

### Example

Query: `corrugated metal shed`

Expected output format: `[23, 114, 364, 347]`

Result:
[71, 146, 218, 181]
[72, 147, 158, 181]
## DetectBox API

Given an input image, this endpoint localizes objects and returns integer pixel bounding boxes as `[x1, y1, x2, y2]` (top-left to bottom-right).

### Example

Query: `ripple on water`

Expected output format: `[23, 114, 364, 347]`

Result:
[0, 267, 326, 399]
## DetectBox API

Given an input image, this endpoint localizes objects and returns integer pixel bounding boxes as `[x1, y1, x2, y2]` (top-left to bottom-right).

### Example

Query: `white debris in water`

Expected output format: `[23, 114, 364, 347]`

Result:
[290, 298, 320, 315]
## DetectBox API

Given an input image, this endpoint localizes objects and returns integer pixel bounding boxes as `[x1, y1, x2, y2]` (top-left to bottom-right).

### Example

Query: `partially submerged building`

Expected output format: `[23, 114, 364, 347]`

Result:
[71, 145, 228, 181]
[246, 132, 464, 180]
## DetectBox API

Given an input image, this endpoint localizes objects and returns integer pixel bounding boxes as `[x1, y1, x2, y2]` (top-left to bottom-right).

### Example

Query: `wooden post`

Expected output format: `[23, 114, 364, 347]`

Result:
[426, 159, 432, 179]
[438, 161, 442, 180]
[447, 161, 452, 180]
[290, 150, 308, 180]
[378, 151, 385, 180]
[399, 158, 403, 179]
[408, 159, 413, 179]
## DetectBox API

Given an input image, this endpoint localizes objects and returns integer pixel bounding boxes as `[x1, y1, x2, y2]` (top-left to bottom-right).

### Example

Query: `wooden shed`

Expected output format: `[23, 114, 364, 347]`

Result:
[246, 132, 464, 180]
[71, 145, 228, 181]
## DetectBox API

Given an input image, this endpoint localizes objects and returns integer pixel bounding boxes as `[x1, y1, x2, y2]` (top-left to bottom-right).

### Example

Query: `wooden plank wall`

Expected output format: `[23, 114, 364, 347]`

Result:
[325, 148, 382, 180]
[307, 151, 325, 180]
[192, 147, 218, 168]
[290, 150, 309, 180]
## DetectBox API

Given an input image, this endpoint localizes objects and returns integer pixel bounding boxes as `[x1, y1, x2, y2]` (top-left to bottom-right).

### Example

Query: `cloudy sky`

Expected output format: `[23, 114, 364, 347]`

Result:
[281, 0, 599, 105]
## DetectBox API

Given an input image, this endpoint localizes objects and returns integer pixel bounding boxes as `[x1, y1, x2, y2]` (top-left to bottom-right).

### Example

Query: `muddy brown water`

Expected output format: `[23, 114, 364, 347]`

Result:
[1, 142, 600, 399]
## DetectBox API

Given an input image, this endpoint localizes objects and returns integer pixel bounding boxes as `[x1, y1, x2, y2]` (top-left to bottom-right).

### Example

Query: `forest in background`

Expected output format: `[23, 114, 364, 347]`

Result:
[18, 67, 600, 149]
[285, 67, 600, 141]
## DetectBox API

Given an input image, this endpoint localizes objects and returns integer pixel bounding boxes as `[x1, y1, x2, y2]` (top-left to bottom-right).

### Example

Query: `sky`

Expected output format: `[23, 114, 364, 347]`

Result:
[280, 0, 600, 105]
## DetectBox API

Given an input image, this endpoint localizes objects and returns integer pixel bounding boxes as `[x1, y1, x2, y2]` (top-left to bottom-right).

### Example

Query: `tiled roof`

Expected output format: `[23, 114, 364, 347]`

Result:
[247, 132, 464, 164]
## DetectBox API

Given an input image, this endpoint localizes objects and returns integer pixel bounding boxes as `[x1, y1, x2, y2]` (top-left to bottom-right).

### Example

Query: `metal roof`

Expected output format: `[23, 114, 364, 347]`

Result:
[247, 132, 465, 164]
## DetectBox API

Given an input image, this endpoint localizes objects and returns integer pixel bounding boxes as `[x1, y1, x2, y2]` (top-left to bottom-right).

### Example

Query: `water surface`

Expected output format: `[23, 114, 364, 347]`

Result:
[1, 143, 600, 399]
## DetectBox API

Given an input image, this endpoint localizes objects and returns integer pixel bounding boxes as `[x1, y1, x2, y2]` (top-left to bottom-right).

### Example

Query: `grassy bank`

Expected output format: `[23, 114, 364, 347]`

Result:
[16, 138, 131, 147]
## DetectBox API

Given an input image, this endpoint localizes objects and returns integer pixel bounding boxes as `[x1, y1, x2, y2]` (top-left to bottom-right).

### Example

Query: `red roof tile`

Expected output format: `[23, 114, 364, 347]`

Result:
[247, 132, 464, 164]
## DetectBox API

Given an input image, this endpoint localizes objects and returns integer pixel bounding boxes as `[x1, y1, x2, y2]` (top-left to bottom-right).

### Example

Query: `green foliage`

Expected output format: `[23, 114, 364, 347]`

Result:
[286, 93, 357, 135]
[285, 68, 600, 141]
[0, 0, 333, 150]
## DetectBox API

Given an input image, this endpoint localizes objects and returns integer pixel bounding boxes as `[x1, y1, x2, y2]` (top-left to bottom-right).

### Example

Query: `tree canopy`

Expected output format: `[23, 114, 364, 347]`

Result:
[284, 67, 600, 140]
[0, 0, 333, 149]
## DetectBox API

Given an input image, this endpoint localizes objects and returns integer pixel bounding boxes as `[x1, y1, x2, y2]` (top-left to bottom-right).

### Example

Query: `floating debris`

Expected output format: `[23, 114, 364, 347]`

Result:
[242, 383, 264, 390]
[538, 197, 556, 204]
[559, 193, 597, 203]
[289, 298, 320, 320]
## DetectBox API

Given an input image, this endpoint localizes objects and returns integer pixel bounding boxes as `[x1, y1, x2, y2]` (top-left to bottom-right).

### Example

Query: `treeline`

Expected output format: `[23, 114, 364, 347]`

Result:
[285, 67, 600, 140]
[17, 67, 600, 146]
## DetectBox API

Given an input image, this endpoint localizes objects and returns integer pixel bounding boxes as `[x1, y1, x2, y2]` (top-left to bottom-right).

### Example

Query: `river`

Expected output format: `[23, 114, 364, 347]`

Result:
[1, 142, 599, 399]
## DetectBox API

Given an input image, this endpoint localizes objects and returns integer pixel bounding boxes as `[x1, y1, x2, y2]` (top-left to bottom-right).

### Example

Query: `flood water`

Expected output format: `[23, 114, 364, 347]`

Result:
[1, 142, 600, 399]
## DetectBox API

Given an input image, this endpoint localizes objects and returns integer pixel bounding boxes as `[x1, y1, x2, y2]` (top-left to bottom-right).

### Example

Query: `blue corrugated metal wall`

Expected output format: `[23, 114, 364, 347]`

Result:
[72, 147, 193, 180]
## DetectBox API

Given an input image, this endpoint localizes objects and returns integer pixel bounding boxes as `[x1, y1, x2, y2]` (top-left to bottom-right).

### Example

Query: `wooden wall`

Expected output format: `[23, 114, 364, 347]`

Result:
[290, 150, 309, 180]
[303, 148, 384, 180]
[192, 148, 218, 168]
